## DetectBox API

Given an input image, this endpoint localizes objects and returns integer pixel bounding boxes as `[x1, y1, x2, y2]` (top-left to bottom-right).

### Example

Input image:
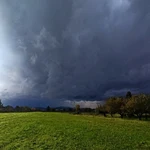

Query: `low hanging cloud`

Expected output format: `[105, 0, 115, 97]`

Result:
[0, 0, 150, 106]
[64, 100, 104, 109]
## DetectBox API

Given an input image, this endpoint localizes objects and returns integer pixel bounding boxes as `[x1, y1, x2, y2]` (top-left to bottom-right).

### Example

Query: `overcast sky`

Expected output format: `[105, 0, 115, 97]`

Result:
[0, 0, 150, 107]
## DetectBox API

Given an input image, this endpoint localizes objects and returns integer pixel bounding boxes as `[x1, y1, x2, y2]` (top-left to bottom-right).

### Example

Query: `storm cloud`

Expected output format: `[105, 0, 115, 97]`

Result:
[0, 0, 150, 106]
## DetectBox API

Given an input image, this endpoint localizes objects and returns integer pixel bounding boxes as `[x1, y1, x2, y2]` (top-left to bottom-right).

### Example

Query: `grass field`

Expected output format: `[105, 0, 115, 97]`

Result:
[0, 113, 150, 150]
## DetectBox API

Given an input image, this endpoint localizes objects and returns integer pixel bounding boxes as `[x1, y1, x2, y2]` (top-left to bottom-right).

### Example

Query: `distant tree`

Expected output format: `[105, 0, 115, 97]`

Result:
[126, 91, 132, 99]
[75, 104, 80, 114]
[0, 99, 4, 112]
[15, 106, 20, 112]
[115, 97, 126, 118]
[126, 94, 148, 120]
[106, 97, 126, 117]
[0, 99, 3, 108]
[136, 94, 149, 120]
[105, 97, 118, 117]
[4, 105, 14, 112]
[96, 104, 107, 117]
[51, 108, 56, 112]
[23, 106, 31, 112]
[84, 108, 92, 113]
[145, 95, 150, 119]
[46, 106, 50, 112]
[125, 97, 135, 118]
[68, 108, 73, 112]
[20, 106, 24, 112]
[14, 106, 31, 112]
[31, 107, 36, 111]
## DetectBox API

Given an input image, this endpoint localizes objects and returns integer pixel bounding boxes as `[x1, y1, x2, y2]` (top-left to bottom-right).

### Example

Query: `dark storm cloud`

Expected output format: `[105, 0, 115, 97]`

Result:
[0, 0, 150, 106]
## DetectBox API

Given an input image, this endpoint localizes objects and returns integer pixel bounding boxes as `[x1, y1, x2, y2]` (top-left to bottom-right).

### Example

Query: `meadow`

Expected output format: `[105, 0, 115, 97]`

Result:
[0, 112, 150, 150]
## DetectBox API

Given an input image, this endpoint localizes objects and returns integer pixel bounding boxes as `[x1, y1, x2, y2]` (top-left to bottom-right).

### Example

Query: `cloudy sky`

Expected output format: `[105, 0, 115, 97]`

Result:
[0, 0, 150, 107]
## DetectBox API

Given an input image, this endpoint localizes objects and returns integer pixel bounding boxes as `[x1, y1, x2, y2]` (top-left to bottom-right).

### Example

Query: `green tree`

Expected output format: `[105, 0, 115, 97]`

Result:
[125, 97, 135, 118]
[75, 104, 80, 114]
[115, 97, 126, 118]
[145, 95, 150, 119]
[126, 91, 132, 99]
[126, 94, 148, 120]
[105, 97, 118, 117]
[96, 104, 107, 117]
[106, 97, 125, 118]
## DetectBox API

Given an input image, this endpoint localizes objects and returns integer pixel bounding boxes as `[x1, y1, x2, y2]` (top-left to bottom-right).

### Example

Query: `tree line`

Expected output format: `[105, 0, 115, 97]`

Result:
[1, 91, 150, 120]
[0, 100, 32, 112]
[95, 92, 150, 120]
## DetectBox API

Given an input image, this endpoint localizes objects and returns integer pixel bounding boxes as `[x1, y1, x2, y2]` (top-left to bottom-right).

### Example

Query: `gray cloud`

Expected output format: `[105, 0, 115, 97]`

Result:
[64, 100, 104, 109]
[0, 0, 150, 106]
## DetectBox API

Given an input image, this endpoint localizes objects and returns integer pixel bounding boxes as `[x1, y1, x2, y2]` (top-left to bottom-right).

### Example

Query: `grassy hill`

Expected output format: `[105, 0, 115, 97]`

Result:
[0, 112, 150, 150]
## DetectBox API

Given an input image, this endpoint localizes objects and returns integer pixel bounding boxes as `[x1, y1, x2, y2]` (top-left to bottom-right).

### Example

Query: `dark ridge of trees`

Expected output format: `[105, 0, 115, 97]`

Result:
[46, 106, 51, 112]
[126, 91, 132, 99]
[1, 91, 150, 120]
[96, 105, 107, 117]
[75, 104, 80, 114]
[96, 92, 150, 120]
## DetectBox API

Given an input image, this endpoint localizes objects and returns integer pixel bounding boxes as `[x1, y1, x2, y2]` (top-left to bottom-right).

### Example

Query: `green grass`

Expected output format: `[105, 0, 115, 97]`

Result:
[0, 113, 150, 150]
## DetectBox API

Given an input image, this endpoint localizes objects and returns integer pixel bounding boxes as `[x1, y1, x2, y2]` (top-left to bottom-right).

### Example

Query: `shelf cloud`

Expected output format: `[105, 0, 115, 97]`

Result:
[0, 0, 150, 106]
